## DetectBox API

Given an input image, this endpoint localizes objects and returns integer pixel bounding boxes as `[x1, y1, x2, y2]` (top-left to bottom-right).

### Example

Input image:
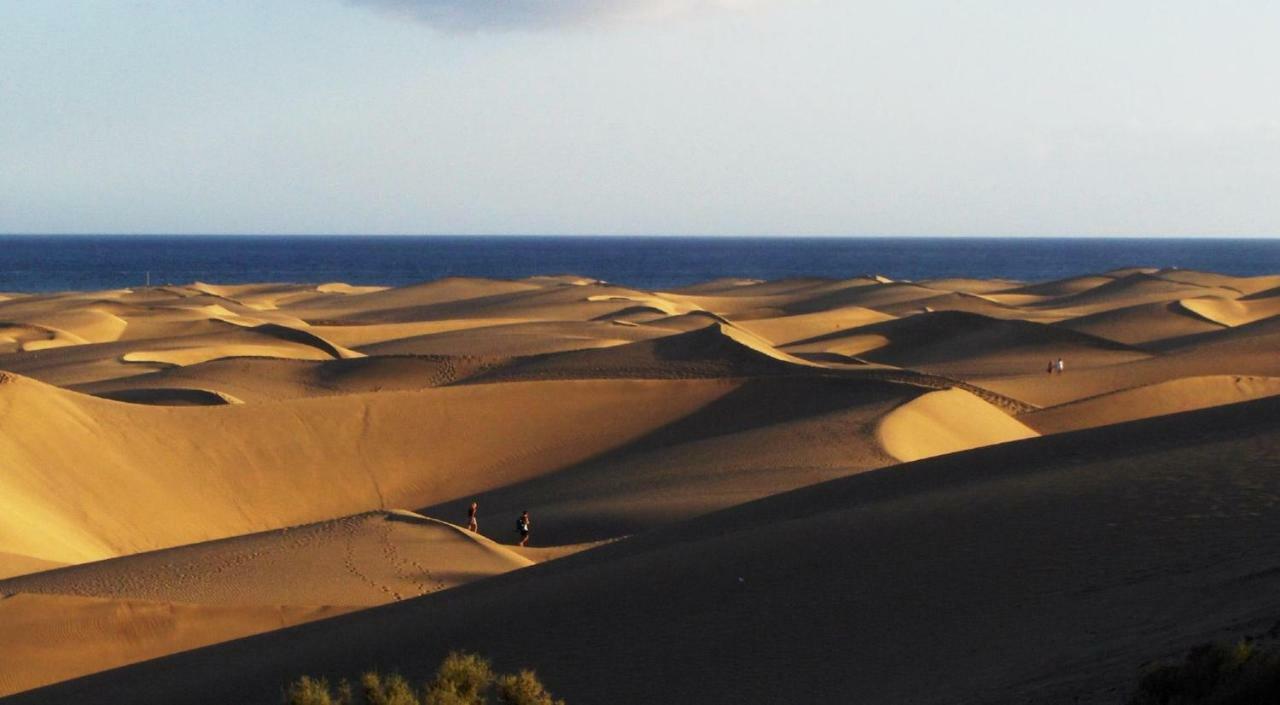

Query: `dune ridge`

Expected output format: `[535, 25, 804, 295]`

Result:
[3, 268, 1280, 702]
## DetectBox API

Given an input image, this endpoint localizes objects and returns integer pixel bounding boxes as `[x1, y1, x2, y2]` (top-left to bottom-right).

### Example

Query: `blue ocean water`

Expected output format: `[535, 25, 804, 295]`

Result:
[0, 235, 1277, 293]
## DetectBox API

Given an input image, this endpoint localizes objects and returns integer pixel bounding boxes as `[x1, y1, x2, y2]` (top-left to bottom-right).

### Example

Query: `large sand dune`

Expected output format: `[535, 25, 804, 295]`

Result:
[13, 395, 1280, 705]
[2, 269, 1279, 703]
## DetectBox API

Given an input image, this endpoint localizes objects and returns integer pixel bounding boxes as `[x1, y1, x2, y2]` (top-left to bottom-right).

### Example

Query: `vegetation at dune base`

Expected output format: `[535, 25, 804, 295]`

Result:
[1129, 639, 1280, 704]
[285, 651, 565, 705]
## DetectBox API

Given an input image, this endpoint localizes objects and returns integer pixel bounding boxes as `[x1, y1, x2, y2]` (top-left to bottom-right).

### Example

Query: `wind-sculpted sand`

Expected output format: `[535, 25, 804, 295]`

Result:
[1, 268, 1279, 702]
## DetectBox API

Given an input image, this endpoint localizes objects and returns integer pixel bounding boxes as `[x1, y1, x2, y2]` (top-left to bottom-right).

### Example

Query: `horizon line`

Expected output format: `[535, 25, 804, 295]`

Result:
[2, 233, 1279, 240]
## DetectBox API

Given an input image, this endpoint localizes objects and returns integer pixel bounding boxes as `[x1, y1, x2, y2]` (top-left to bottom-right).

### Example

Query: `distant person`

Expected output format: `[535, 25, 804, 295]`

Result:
[467, 502, 479, 533]
[517, 510, 531, 547]
[1046, 360, 1054, 375]
[1056, 358, 1065, 375]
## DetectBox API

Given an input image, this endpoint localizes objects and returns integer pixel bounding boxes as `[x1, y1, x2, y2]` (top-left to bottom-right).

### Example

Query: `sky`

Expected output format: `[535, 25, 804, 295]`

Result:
[1, 1, 1277, 237]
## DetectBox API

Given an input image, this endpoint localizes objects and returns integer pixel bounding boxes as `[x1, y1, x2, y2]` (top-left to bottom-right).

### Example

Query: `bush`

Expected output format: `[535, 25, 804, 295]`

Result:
[495, 670, 566, 705]
[284, 652, 563, 705]
[286, 676, 335, 705]
[424, 651, 494, 705]
[362, 672, 418, 705]
[1129, 640, 1280, 704]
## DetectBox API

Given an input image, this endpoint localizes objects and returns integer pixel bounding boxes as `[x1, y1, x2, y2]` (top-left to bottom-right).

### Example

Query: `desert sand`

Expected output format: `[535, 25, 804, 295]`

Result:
[2, 268, 1279, 703]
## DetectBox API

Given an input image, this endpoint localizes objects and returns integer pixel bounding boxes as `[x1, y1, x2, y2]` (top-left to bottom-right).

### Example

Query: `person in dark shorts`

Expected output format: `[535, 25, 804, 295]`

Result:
[517, 510, 531, 547]
[467, 502, 479, 533]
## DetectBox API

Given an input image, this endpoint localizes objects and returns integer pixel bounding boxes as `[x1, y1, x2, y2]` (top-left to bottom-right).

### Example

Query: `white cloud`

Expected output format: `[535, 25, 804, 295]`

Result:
[348, 0, 769, 31]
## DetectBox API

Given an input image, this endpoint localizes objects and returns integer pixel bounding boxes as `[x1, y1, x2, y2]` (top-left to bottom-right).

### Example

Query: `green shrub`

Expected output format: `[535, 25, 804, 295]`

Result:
[1129, 640, 1280, 704]
[284, 651, 563, 705]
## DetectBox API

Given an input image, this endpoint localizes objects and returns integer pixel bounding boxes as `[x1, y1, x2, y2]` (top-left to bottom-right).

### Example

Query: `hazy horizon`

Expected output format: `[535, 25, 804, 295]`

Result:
[3, 233, 1279, 240]
[3, 2, 1278, 237]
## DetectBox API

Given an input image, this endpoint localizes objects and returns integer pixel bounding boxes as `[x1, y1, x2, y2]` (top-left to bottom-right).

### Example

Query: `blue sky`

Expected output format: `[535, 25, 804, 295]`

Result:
[1, 1, 1277, 236]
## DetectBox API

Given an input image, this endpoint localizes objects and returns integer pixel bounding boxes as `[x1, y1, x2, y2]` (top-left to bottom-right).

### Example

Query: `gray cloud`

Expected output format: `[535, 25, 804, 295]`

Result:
[348, 0, 767, 31]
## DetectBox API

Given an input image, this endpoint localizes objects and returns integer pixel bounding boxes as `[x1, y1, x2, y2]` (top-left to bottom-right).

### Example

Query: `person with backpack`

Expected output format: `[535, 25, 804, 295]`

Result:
[517, 510, 531, 547]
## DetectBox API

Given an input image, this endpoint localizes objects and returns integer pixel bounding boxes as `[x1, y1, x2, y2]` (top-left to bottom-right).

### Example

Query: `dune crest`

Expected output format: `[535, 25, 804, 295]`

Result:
[876, 387, 1039, 462]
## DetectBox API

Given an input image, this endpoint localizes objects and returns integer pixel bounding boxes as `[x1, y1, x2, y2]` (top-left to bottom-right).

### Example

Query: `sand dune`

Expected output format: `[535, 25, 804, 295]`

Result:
[991, 273, 1119, 298]
[1022, 375, 1280, 434]
[1029, 271, 1242, 313]
[4, 269, 1280, 703]
[463, 322, 877, 386]
[0, 593, 345, 696]
[876, 387, 1039, 462]
[979, 314, 1280, 407]
[731, 306, 895, 345]
[285, 277, 545, 322]
[1177, 295, 1280, 327]
[419, 377, 926, 544]
[785, 310, 1147, 376]
[1150, 268, 1280, 296]
[0, 371, 738, 565]
[356, 320, 666, 357]
[1057, 300, 1226, 345]
[91, 386, 244, 406]
[76, 355, 508, 402]
[19, 396, 1280, 705]
[0, 511, 531, 607]
[0, 552, 65, 581]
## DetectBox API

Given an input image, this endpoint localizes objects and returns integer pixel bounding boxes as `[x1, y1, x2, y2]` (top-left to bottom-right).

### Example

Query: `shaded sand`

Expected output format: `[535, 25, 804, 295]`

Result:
[1057, 300, 1226, 346]
[18, 397, 1280, 705]
[91, 387, 244, 406]
[417, 377, 957, 544]
[1022, 375, 1280, 434]
[0, 593, 345, 696]
[783, 310, 1147, 377]
[978, 315, 1280, 407]
[74, 355, 510, 403]
[1025, 271, 1243, 313]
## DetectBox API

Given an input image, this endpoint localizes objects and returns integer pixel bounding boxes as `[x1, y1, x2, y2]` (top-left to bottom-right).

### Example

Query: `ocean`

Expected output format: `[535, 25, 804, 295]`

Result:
[0, 235, 1277, 293]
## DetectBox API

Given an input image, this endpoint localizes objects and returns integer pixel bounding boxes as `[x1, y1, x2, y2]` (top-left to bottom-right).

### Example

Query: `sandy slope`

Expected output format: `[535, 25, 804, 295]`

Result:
[3, 269, 1280, 703]
[0, 511, 532, 607]
[16, 396, 1280, 705]
[0, 372, 739, 565]
[1021, 375, 1280, 433]
[0, 593, 346, 696]
[876, 387, 1039, 462]
[0, 511, 549, 696]
[784, 310, 1148, 377]
[73, 355, 510, 402]
[1056, 300, 1226, 345]
[0, 553, 65, 581]
[415, 377, 1006, 545]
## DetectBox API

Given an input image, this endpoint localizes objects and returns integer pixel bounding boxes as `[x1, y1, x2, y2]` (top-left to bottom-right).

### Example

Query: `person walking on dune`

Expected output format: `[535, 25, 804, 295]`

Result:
[1056, 357, 1065, 375]
[467, 502, 479, 533]
[517, 510, 531, 547]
